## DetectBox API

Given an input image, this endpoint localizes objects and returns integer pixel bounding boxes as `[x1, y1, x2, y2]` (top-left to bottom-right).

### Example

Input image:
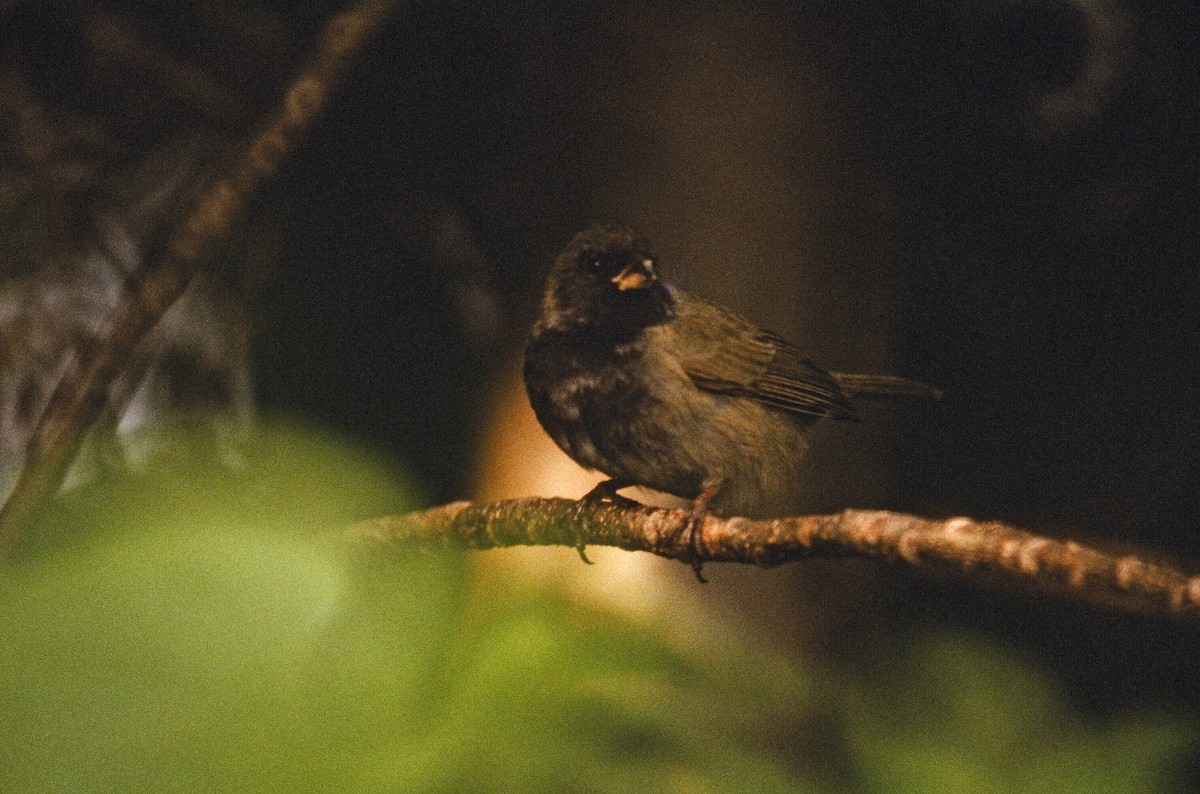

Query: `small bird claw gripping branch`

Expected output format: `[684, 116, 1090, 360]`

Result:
[344, 498, 1200, 621]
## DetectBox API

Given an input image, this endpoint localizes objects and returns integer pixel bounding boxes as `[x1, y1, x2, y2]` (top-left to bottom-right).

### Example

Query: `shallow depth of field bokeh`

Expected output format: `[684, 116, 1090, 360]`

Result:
[2, 1, 1199, 790]
[0, 421, 1193, 791]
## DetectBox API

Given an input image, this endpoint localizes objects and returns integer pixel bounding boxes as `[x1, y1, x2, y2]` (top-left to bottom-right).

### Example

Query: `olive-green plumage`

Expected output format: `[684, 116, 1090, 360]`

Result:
[524, 224, 940, 518]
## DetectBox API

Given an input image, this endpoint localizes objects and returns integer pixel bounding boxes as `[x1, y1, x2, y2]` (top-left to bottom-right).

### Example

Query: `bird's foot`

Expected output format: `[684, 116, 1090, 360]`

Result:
[581, 479, 641, 509]
[573, 479, 638, 564]
[679, 480, 724, 584]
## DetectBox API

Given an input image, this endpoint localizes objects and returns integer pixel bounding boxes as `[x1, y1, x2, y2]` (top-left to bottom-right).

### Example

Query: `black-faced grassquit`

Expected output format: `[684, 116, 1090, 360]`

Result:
[524, 224, 940, 577]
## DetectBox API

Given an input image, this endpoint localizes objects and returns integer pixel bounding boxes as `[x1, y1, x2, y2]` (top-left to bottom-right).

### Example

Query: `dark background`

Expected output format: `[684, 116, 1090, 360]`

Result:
[4, 0, 1198, 747]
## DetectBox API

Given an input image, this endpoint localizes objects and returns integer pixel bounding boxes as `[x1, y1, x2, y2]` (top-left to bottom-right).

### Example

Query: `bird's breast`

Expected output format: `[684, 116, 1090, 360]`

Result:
[525, 324, 812, 516]
[524, 328, 651, 472]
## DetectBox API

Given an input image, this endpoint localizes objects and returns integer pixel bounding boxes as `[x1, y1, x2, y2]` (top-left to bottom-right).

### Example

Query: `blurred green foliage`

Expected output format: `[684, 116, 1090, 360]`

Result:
[0, 420, 1193, 792]
[844, 634, 1196, 794]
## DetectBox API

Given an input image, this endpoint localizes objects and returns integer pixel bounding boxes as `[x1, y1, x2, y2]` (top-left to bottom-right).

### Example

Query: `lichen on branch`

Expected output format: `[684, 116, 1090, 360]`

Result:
[344, 498, 1200, 621]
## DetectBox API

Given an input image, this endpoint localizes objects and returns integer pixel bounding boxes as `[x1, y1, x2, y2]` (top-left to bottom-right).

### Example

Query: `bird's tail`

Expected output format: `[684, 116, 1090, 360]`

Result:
[831, 372, 943, 402]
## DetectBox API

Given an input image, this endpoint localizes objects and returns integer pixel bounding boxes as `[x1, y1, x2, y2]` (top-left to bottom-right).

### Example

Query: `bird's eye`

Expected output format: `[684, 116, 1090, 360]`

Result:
[583, 254, 603, 274]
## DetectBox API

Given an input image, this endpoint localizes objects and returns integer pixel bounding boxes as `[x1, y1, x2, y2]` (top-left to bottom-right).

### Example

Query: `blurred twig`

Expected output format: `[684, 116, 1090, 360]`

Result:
[345, 498, 1200, 621]
[0, 0, 401, 554]
[84, 10, 250, 125]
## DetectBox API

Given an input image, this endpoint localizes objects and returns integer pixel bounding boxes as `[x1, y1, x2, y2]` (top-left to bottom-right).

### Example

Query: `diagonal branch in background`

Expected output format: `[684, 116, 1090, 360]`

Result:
[345, 498, 1200, 621]
[0, 0, 401, 554]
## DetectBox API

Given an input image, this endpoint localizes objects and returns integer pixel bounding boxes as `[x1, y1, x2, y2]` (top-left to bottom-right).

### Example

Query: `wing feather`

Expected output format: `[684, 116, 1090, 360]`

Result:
[671, 291, 855, 420]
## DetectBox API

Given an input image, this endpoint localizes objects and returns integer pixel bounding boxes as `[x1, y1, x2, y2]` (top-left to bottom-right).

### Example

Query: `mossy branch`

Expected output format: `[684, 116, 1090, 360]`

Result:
[345, 498, 1200, 621]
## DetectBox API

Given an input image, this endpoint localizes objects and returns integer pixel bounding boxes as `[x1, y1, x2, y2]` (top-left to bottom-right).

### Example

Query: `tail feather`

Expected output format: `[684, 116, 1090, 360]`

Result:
[831, 372, 943, 402]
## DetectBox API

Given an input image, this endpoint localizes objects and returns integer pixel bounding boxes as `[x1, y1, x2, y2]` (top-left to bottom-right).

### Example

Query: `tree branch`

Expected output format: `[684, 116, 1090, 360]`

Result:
[344, 498, 1200, 621]
[0, 0, 401, 554]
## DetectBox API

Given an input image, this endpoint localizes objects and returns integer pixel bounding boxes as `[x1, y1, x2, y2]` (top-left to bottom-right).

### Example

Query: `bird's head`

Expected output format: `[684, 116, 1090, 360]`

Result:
[539, 224, 674, 334]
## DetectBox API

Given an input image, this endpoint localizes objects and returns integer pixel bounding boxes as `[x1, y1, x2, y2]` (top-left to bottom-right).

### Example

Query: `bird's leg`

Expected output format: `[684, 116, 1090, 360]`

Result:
[572, 479, 638, 564]
[680, 479, 725, 583]
[581, 478, 641, 508]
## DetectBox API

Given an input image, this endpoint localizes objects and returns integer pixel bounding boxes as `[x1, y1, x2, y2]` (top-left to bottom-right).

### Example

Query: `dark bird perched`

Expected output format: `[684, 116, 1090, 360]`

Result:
[523, 224, 940, 579]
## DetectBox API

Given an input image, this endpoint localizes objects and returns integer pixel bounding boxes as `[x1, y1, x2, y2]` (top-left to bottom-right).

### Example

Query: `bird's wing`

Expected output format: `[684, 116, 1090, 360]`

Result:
[671, 291, 856, 420]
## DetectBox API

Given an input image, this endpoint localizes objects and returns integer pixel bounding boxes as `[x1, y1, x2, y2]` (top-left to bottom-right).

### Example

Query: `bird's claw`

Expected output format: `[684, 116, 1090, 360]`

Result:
[685, 512, 708, 583]
[570, 499, 595, 564]
[572, 479, 638, 565]
[678, 480, 724, 584]
[581, 479, 641, 509]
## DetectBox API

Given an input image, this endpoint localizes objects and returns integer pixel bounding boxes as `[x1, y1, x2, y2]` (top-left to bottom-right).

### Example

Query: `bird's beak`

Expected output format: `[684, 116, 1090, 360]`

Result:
[612, 258, 656, 291]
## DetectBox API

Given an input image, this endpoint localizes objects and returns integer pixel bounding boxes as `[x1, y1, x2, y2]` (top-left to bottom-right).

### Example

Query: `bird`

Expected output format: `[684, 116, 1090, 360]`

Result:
[523, 224, 940, 579]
